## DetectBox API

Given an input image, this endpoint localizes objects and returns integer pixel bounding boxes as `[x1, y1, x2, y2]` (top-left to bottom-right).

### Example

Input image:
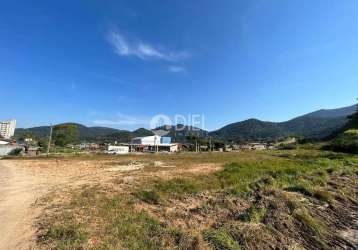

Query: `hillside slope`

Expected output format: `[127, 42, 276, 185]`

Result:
[210, 104, 356, 141]
[15, 123, 154, 143]
[15, 104, 356, 142]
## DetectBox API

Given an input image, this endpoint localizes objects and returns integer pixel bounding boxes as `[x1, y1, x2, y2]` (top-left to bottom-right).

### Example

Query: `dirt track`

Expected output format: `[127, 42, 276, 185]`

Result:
[0, 161, 45, 249]
[0, 159, 118, 249]
[0, 158, 221, 249]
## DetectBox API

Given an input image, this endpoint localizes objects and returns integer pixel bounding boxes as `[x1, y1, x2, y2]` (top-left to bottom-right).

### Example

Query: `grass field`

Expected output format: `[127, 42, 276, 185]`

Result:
[35, 150, 358, 249]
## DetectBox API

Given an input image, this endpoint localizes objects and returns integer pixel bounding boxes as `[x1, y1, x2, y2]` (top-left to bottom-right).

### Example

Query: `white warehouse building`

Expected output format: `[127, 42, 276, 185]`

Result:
[130, 135, 178, 152]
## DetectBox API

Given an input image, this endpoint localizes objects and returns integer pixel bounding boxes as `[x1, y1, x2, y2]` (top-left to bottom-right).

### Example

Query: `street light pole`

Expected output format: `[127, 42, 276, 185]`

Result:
[47, 125, 53, 156]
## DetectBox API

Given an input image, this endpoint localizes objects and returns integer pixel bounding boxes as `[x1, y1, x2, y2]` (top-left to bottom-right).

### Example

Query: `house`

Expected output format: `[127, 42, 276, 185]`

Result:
[231, 144, 241, 151]
[251, 143, 267, 150]
[79, 143, 100, 150]
[130, 135, 179, 152]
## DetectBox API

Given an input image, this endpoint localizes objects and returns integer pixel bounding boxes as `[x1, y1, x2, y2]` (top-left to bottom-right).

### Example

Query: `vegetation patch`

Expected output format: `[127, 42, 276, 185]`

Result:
[37, 150, 358, 249]
[203, 227, 241, 250]
[330, 129, 358, 154]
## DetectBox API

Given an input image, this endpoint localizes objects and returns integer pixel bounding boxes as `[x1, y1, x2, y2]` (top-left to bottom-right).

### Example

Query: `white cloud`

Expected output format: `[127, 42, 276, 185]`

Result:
[168, 66, 185, 73]
[107, 31, 190, 61]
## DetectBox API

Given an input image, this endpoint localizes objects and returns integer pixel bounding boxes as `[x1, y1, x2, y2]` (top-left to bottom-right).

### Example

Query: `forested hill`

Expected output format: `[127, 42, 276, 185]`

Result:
[209, 104, 356, 142]
[15, 123, 154, 143]
[15, 104, 356, 142]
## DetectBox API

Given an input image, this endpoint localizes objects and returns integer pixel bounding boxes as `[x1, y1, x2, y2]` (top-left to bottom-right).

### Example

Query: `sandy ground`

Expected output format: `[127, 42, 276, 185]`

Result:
[0, 158, 221, 249]
[0, 161, 45, 249]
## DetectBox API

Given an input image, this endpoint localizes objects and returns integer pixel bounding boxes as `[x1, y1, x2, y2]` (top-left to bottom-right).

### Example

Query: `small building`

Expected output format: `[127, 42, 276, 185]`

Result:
[240, 143, 267, 150]
[251, 143, 267, 150]
[107, 145, 129, 154]
[80, 143, 100, 150]
[231, 144, 241, 151]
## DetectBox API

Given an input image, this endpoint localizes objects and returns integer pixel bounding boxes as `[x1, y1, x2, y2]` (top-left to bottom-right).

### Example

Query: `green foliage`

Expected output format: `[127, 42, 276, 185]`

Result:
[38, 150, 358, 249]
[38, 138, 48, 152]
[293, 209, 327, 237]
[136, 190, 160, 204]
[346, 104, 358, 129]
[15, 123, 154, 143]
[41, 224, 87, 249]
[8, 148, 22, 156]
[203, 228, 241, 250]
[277, 143, 298, 150]
[53, 124, 79, 146]
[330, 129, 358, 154]
[242, 206, 267, 223]
[210, 116, 348, 142]
[154, 178, 201, 197]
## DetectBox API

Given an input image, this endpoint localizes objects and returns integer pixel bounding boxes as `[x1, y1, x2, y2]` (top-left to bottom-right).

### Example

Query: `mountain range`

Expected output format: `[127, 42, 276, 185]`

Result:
[14, 104, 356, 143]
[210, 104, 356, 142]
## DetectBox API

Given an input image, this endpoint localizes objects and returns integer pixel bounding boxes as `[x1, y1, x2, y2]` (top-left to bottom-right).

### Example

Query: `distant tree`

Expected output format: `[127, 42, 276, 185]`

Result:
[53, 124, 79, 147]
[330, 129, 358, 154]
[38, 137, 49, 152]
[18, 132, 38, 145]
[346, 103, 358, 129]
[213, 140, 225, 150]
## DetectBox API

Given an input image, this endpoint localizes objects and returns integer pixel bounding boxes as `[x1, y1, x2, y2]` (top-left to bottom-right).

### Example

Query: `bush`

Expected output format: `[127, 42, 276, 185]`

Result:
[135, 190, 160, 204]
[330, 129, 358, 154]
[277, 143, 297, 150]
[8, 148, 23, 156]
[203, 228, 241, 250]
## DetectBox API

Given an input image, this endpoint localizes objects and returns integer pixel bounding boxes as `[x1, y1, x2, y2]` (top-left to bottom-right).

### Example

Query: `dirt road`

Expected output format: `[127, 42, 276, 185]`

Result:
[0, 159, 108, 249]
[0, 157, 221, 249]
[0, 161, 46, 249]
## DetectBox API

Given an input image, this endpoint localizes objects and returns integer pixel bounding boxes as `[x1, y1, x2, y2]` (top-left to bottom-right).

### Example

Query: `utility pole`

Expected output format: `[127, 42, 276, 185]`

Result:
[209, 137, 212, 152]
[47, 125, 53, 156]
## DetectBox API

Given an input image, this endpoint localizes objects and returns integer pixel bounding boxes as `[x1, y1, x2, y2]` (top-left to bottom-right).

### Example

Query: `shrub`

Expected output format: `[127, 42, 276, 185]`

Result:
[330, 129, 358, 154]
[203, 228, 241, 250]
[277, 143, 297, 150]
[8, 148, 23, 156]
[135, 190, 160, 204]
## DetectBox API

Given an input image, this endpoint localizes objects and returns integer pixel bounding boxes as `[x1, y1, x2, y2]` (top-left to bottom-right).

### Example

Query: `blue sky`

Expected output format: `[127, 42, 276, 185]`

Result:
[0, 0, 357, 131]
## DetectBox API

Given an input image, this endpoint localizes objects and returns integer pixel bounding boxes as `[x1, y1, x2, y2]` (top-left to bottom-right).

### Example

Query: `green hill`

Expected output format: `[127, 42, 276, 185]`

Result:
[15, 104, 356, 143]
[209, 104, 356, 142]
[15, 123, 154, 143]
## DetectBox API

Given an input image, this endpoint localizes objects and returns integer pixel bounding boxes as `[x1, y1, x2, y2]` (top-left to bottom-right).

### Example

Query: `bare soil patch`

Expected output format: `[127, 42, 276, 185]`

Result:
[0, 156, 223, 249]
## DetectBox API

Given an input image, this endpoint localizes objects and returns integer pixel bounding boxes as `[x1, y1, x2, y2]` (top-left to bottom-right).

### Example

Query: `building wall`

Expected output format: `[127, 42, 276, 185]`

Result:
[132, 135, 162, 146]
[160, 137, 171, 144]
[170, 144, 178, 152]
[0, 119, 16, 139]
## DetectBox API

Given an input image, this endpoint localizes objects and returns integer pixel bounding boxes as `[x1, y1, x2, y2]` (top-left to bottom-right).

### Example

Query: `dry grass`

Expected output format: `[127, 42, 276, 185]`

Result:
[33, 150, 358, 249]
